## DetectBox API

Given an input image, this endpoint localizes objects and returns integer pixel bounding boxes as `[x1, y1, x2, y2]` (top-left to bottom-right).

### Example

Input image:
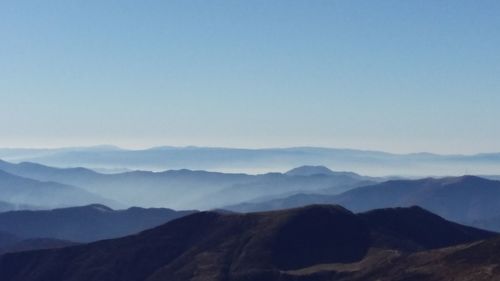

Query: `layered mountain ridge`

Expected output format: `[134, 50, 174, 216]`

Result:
[226, 176, 500, 231]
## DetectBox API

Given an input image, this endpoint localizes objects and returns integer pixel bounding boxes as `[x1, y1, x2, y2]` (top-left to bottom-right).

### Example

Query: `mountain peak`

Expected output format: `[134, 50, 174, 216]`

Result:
[285, 166, 362, 179]
[263, 203, 353, 217]
[285, 165, 335, 176]
[439, 175, 494, 186]
[86, 204, 114, 212]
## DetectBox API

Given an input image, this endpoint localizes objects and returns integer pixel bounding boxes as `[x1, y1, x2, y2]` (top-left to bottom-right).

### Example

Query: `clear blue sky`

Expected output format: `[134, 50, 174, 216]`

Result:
[1, 0, 499, 153]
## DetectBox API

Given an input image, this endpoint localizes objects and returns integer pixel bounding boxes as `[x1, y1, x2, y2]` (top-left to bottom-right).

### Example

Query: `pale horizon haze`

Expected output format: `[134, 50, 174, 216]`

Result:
[1, 1, 500, 154]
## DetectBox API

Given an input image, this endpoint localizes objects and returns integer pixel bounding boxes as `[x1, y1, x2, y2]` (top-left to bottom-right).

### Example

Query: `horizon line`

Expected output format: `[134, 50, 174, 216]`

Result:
[0, 144, 499, 157]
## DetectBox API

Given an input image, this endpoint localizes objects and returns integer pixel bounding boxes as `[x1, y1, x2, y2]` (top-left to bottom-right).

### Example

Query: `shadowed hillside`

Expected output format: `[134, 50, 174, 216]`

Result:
[0, 205, 494, 281]
[0, 204, 196, 242]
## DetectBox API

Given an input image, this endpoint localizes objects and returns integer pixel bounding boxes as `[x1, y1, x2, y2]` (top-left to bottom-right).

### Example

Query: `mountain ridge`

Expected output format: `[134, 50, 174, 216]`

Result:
[0, 204, 196, 242]
[0, 159, 374, 209]
[0, 204, 494, 281]
[3, 146, 500, 176]
[0, 169, 116, 209]
[225, 176, 500, 231]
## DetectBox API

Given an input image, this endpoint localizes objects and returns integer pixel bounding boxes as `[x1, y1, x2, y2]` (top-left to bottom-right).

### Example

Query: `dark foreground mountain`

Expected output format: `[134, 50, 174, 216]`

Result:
[281, 236, 500, 281]
[0, 160, 374, 209]
[341, 236, 500, 281]
[0, 205, 495, 281]
[227, 176, 500, 228]
[0, 204, 196, 242]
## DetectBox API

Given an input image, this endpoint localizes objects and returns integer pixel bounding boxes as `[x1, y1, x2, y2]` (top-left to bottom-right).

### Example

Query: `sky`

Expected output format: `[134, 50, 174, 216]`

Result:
[1, 0, 499, 154]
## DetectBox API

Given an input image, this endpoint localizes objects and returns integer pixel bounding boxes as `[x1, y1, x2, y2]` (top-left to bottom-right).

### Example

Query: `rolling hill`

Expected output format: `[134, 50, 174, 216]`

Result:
[0, 205, 494, 281]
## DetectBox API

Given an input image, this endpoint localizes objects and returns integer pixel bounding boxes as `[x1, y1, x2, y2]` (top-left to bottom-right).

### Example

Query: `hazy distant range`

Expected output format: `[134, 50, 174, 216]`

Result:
[1, 146, 500, 176]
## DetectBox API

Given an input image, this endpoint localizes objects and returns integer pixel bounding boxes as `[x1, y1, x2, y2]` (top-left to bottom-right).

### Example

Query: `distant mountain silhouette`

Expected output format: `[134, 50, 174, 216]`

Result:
[3, 146, 500, 176]
[333, 176, 500, 223]
[285, 165, 363, 178]
[0, 160, 374, 209]
[227, 176, 500, 229]
[0, 205, 494, 281]
[0, 201, 15, 212]
[0, 170, 116, 209]
[0, 204, 195, 242]
[0, 159, 102, 183]
[0, 200, 42, 212]
[205, 171, 375, 210]
[484, 175, 500, 181]
[226, 192, 339, 212]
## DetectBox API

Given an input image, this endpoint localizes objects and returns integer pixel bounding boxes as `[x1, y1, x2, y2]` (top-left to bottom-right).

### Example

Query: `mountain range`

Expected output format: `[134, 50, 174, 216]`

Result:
[0, 169, 116, 209]
[2, 146, 500, 176]
[0, 160, 374, 209]
[226, 176, 500, 231]
[0, 205, 495, 281]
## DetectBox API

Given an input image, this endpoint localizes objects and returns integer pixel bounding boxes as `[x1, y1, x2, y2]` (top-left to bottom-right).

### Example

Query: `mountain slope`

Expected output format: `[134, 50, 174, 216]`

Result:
[1, 159, 254, 208]
[204, 171, 374, 209]
[0, 159, 373, 209]
[0, 205, 494, 281]
[227, 176, 500, 228]
[0, 201, 15, 212]
[0, 204, 196, 242]
[333, 176, 500, 223]
[2, 232, 71, 255]
[0, 159, 101, 183]
[0, 238, 77, 255]
[469, 215, 500, 232]
[0, 170, 116, 209]
[341, 236, 500, 281]
[226, 192, 339, 212]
